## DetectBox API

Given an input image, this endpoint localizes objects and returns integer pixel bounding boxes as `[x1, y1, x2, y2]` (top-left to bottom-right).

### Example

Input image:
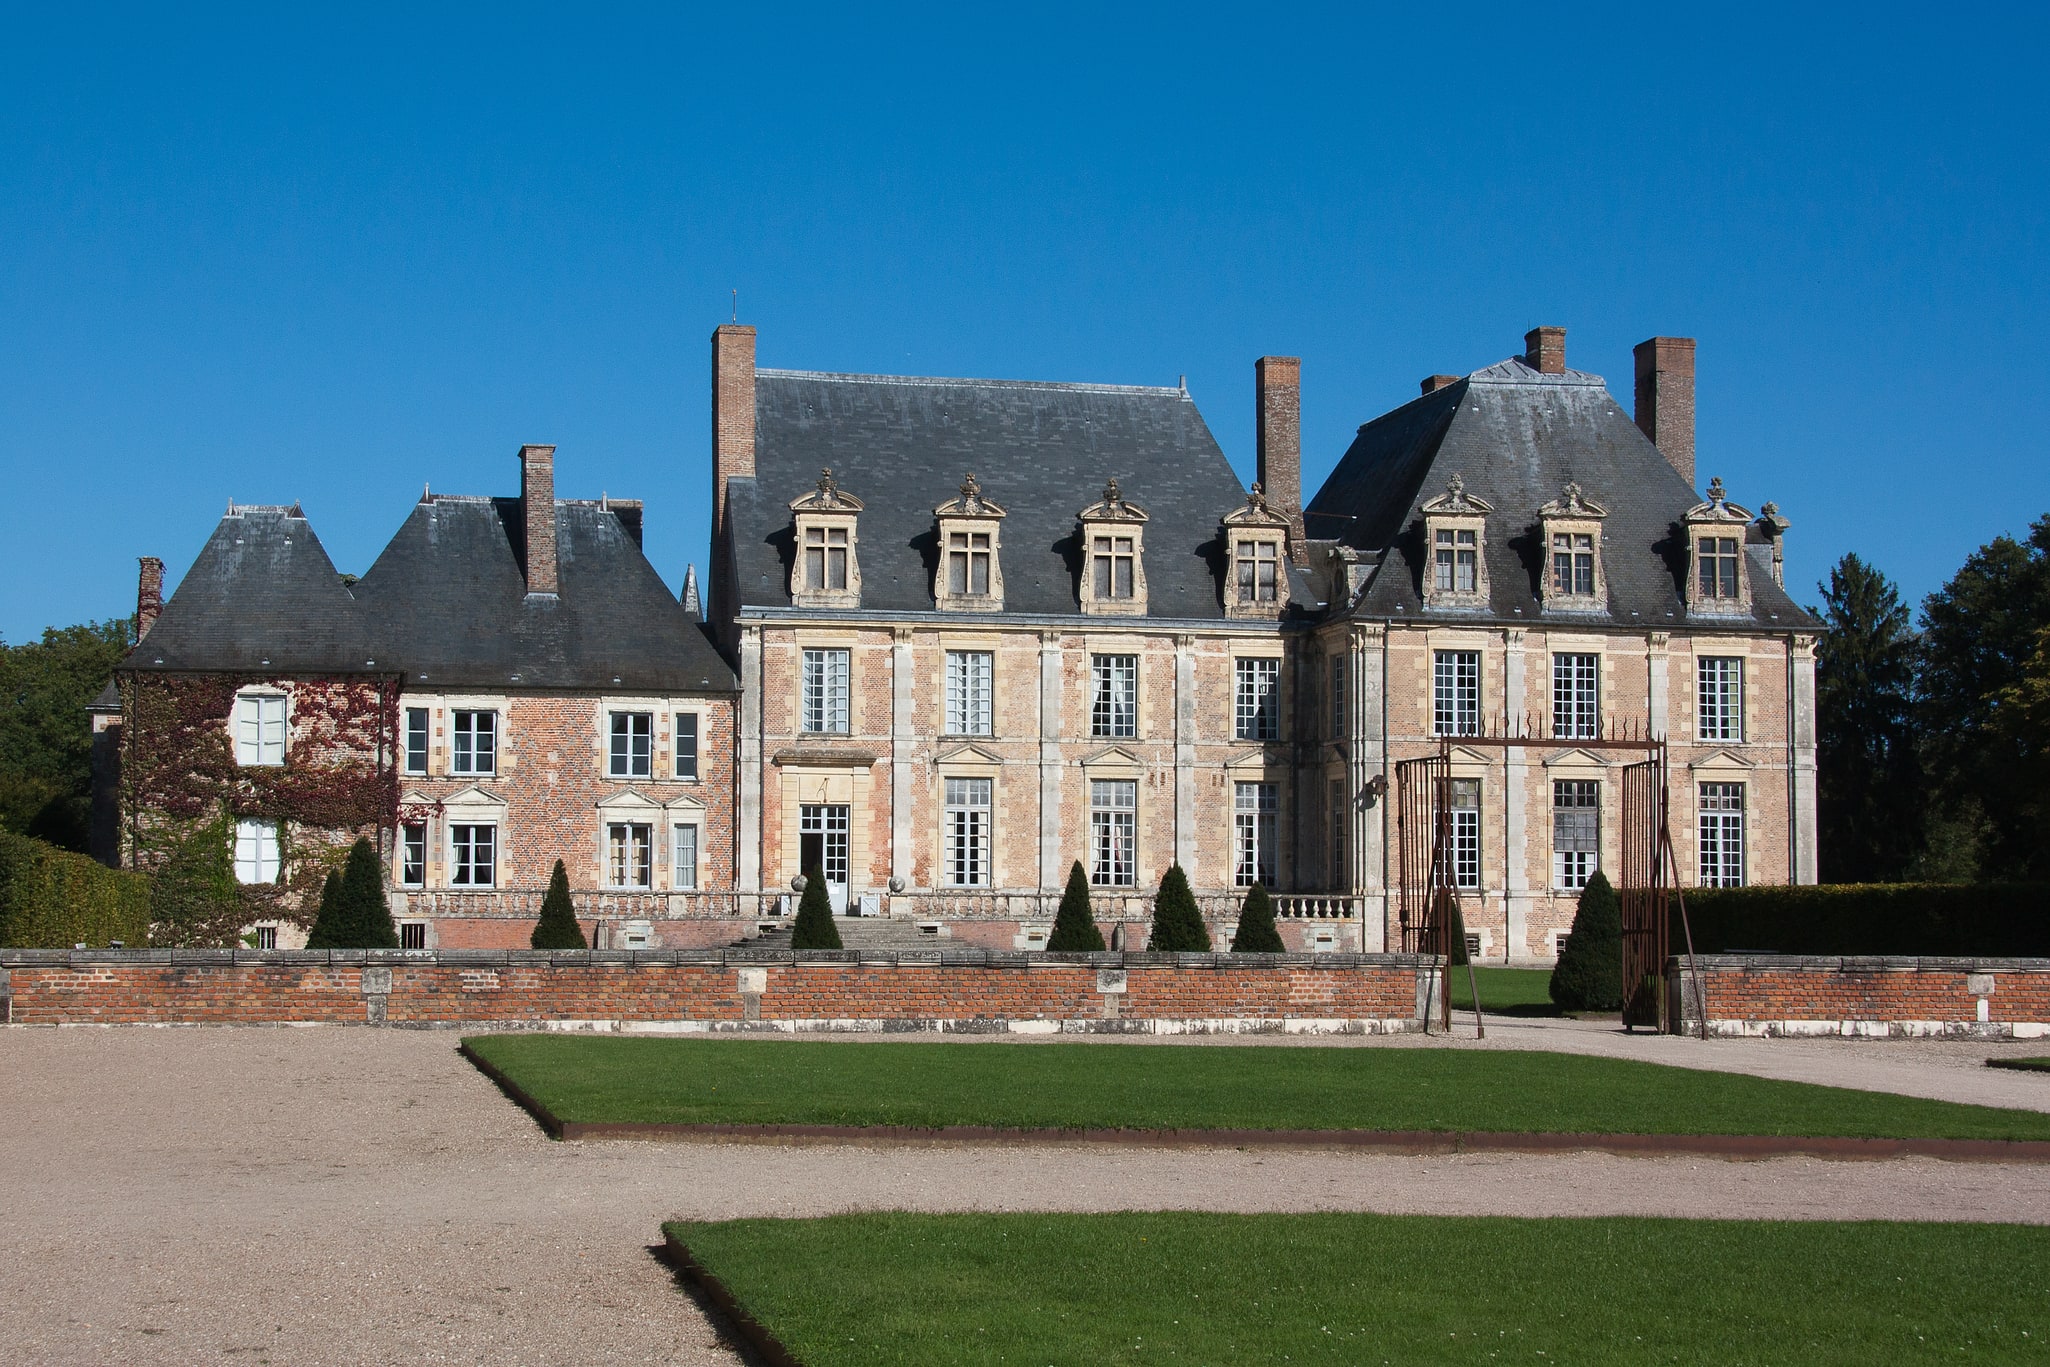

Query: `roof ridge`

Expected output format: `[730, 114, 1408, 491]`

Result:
[755, 367, 1188, 397]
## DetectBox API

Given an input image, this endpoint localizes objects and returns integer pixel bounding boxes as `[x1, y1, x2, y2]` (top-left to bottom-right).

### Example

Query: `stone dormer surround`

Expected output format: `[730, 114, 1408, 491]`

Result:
[1683, 477, 1753, 616]
[932, 473, 1007, 612]
[1538, 480, 1609, 613]
[789, 468, 864, 610]
[1221, 484, 1293, 619]
[1076, 478, 1150, 616]
[1419, 473, 1493, 610]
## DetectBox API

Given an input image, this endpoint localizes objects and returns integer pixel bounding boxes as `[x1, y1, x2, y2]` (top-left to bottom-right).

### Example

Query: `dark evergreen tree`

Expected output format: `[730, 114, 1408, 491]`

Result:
[337, 836, 400, 949]
[788, 865, 842, 950]
[530, 859, 586, 949]
[1045, 859, 1105, 951]
[1230, 883, 1285, 953]
[1146, 863, 1210, 952]
[1549, 870, 1623, 1011]
[1815, 554, 1923, 882]
[303, 869, 346, 950]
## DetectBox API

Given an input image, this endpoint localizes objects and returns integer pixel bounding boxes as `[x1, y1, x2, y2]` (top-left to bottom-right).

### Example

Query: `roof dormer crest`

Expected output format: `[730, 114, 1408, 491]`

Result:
[1420, 473, 1494, 516]
[1539, 480, 1608, 519]
[789, 467, 864, 513]
[933, 471, 1007, 519]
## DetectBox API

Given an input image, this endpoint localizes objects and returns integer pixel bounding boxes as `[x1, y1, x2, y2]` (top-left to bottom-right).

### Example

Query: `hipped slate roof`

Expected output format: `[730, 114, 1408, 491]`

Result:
[1305, 356, 1818, 630]
[730, 369, 1290, 619]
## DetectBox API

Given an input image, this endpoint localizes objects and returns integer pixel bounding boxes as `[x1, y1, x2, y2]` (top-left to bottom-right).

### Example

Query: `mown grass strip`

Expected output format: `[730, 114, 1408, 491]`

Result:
[666, 1211, 2050, 1367]
[1990, 1057, 2050, 1074]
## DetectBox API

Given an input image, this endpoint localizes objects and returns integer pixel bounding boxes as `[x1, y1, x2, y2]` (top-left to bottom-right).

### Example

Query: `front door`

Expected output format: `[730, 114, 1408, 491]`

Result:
[798, 803, 852, 914]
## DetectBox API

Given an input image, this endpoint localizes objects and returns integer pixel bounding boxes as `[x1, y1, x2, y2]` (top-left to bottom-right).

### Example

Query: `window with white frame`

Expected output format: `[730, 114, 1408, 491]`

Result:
[234, 694, 286, 767]
[804, 525, 850, 591]
[1235, 657, 1280, 741]
[1433, 528, 1479, 594]
[945, 651, 994, 736]
[233, 817, 279, 884]
[946, 530, 993, 596]
[672, 822, 699, 889]
[1697, 657, 1743, 742]
[1551, 532, 1596, 597]
[1552, 653, 1598, 740]
[607, 822, 652, 889]
[943, 777, 992, 887]
[801, 649, 851, 734]
[1234, 781, 1278, 887]
[1235, 538, 1281, 604]
[451, 710, 496, 776]
[1330, 653, 1346, 739]
[1698, 783, 1746, 887]
[399, 821, 426, 887]
[1090, 654, 1137, 739]
[1552, 780, 1598, 890]
[1697, 536, 1742, 601]
[674, 713, 699, 780]
[404, 707, 429, 774]
[1089, 778, 1137, 886]
[451, 823, 496, 886]
[609, 712, 653, 778]
[1449, 778, 1481, 889]
[1092, 534, 1137, 600]
[1433, 651, 1480, 736]
[1329, 777, 1348, 888]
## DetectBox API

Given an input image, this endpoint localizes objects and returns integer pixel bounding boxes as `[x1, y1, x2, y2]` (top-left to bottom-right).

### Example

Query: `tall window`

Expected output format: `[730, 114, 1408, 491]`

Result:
[404, 707, 429, 775]
[1551, 532, 1596, 597]
[946, 530, 992, 596]
[674, 713, 699, 780]
[451, 824, 496, 886]
[801, 649, 851, 733]
[1235, 658, 1280, 741]
[1329, 778, 1348, 888]
[804, 525, 849, 590]
[798, 804, 851, 886]
[1434, 528, 1478, 593]
[607, 822, 652, 889]
[1089, 779, 1137, 886]
[1092, 535, 1136, 600]
[672, 823, 699, 889]
[1449, 778, 1480, 889]
[945, 651, 994, 736]
[1329, 653, 1347, 739]
[943, 777, 992, 887]
[399, 821, 426, 887]
[1090, 655, 1137, 738]
[233, 818, 279, 884]
[1697, 657, 1743, 742]
[1553, 780, 1598, 890]
[1235, 539, 1280, 604]
[1234, 781, 1278, 887]
[234, 694, 286, 766]
[609, 712, 652, 778]
[1552, 653, 1598, 740]
[1698, 783, 1746, 887]
[1433, 651, 1480, 736]
[1697, 536, 1741, 600]
[451, 711, 496, 776]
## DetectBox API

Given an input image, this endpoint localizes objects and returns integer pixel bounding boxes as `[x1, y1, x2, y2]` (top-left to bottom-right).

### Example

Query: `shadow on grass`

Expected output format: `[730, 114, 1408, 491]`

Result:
[649, 1241, 787, 1367]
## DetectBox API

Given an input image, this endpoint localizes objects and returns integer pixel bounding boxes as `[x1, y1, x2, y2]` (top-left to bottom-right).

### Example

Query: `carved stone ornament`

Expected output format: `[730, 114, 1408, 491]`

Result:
[1539, 480, 1608, 519]
[1420, 473, 1495, 516]
[934, 472, 1007, 519]
[1683, 475, 1753, 524]
[788, 467, 865, 513]
[1222, 481, 1293, 528]
[1079, 478, 1149, 523]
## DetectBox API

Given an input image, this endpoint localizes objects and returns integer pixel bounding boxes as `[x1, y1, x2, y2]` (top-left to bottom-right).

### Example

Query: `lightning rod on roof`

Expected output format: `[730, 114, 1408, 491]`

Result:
[732, 288, 738, 323]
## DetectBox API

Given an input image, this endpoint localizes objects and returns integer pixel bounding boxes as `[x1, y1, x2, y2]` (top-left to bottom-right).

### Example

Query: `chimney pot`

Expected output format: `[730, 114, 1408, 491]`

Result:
[1255, 356, 1306, 565]
[1422, 374, 1461, 395]
[135, 557, 164, 641]
[519, 444, 559, 595]
[1634, 336, 1697, 488]
[1524, 326, 1566, 374]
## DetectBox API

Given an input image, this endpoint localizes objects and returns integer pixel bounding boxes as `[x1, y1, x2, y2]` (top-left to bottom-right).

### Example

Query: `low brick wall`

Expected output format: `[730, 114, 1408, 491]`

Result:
[1666, 956, 2050, 1039]
[0, 949, 1437, 1034]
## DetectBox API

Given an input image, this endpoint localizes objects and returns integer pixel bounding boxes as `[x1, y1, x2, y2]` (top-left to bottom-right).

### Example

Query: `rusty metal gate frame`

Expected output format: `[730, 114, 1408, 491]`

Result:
[1394, 744, 1483, 1035]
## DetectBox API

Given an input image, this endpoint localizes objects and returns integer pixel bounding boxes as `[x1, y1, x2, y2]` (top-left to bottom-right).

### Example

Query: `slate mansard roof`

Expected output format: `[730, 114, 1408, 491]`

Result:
[1305, 355, 1818, 630]
[728, 369, 1284, 620]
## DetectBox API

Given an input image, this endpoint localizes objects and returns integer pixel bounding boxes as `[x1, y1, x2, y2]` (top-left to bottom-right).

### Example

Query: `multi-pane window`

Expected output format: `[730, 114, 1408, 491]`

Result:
[234, 694, 286, 766]
[801, 649, 851, 734]
[1551, 533, 1596, 597]
[1235, 539, 1280, 604]
[1090, 654, 1137, 738]
[1553, 780, 1599, 890]
[451, 824, 496, 886]
[233, 818, 280, 884]
[798, 804, 851, 886]
[1552, 653, 1599, 740]
[1329, 653, 1347, 739]
[804, 526, 849, 590]
[404, 707, 429, 774]
[1235, 657, 1281, 741]
[609, 712, 653, 779]
[672, 823, 699, 889]
[1089, 779, 1137, 886]
[451, 711, 496, 776]
[1449, 778, 1481, 889]
[1698, 783, 1746, 887]
[606, 822, 652, 889]
[1329, 778, 1348, 888]
[1697, 657, 1743, 742]
[674, 713, 699, 780]
[1697, 536, 1741, 600]
[399, 821, 426, 887]
[1433, 651, 1480, 736]
[1434, 528, 1478, 593]
[1234, 781, 1278, 887]
[943, 777, 992, 887]
[1092, 535, 1136, 600]
[946, 530, 993, 596]
[945, 651, 994, 736]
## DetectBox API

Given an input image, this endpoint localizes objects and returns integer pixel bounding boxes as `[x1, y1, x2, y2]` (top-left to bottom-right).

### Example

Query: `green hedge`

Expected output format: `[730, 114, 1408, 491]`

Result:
[1677, 883, 2050, 958]
[0, 830, 153, 948]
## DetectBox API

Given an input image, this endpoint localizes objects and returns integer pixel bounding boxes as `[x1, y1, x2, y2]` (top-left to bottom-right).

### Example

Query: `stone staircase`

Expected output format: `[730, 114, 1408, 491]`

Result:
[740, 916, 953, 952]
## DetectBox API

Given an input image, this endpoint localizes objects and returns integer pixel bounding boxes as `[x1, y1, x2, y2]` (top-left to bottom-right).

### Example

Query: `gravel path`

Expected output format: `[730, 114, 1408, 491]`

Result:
[5, 1027, 2049, 1366]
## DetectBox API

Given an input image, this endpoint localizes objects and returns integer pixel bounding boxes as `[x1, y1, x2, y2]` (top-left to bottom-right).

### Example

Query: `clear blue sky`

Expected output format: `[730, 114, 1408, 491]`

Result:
[4, 4, 2044, 642]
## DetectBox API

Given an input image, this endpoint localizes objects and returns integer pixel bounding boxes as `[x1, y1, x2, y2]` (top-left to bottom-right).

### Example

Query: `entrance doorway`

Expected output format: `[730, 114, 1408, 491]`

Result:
[798, 803, 851, 914]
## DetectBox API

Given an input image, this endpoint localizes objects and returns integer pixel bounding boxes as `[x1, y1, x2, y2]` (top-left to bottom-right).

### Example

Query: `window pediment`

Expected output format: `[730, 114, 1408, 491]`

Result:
[790, 469, 863, 608]
[441, 784, 508, 810]
[1222, 485, 1292, 619]
[1539, 482, 1609, 611]
[1079, 744, 1144, 772]
[934, 742, 1004, 767]
[1079, 479, 1150, 617]
[933, 473, 1006, 611]
[1689, 748, 1755, 771]
[1683, 478, 1754, 615]
[1419, 474, 1491, 609]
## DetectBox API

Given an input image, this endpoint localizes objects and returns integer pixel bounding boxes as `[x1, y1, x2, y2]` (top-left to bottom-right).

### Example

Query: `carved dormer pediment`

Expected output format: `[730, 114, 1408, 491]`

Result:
[1539, 481, 1607, 520]
[1079, 479, 1150, 616]
[1684, 477, 1754, 615]
[790, 468, 863, 609]
[1420, 473, 1491, 609]
[788, 468, 864, 514]
[1222, 484, 1292, 619]
[934, 473, 1006, 611]
[1540, 481, 1609, 612]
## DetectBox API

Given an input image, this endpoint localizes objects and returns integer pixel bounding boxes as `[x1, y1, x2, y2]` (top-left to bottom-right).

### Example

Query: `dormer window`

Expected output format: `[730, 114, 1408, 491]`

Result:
[1552, 534, 1594, 595]
[1683, 477, 1753, 615]
[1239, 540, 1281, 602]
[788, 468, 864, 609]
[1077, 479, 1150, 616]
[1434, 529, 1478, 593]
[1221, 484, 1293, 620]
[1698, 536, 1740, 600]
[932, 473, 1007, 611]
[1538, 481, 1608, 611]
[1419, 473, 1493, 609]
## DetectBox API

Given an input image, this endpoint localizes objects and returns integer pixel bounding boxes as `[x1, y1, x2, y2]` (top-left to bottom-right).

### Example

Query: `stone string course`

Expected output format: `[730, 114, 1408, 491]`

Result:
[1668, 956, 2050, 1039]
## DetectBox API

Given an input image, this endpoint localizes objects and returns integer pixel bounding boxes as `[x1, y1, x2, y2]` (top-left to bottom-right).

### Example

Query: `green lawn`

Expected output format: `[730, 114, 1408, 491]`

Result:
[668, 1211, 2050, 1367]
[1460, 966, 1565, 1016]
[463, 1035, 2050, 1140]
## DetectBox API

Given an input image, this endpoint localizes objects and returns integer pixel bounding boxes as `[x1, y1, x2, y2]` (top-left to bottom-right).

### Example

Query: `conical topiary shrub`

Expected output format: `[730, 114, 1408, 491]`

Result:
[338, 836, 400, 949]
[1231, 883, 1285, 953]
[789, 865, 843, 950]
[1147, 863, 1210, 952]
[1045, 860, 1105, 952]
[1550, 870, 1623, 1010]
[530, 859, 586, 949]
[304, 869, 346, 949]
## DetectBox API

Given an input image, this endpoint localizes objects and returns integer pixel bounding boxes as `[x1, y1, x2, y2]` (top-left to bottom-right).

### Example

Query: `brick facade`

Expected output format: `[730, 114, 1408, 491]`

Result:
[1669, 956, 2050, 1039]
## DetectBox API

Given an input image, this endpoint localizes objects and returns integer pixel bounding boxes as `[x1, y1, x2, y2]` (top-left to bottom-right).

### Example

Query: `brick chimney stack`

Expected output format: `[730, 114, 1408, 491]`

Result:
[1524, 326, 1566, 374]
[712, 324, 757, 547]
[1421, 374, 1461, 395]
[135, 557, 164, 641]
[1255, 355, 1306, 564]
[1634, 336, 1697, 488]
[519, 444, 559, 596]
